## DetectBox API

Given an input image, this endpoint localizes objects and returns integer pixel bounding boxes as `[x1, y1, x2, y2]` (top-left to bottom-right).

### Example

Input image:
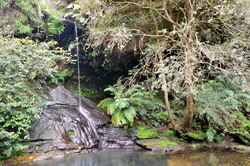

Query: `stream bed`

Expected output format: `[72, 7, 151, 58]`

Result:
[17, 149, 250, 166]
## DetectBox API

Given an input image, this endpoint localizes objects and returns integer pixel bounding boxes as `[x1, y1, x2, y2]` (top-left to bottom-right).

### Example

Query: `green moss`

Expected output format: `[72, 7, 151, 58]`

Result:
[68, 130, 75, 136]
[236, 145, 247, 149]
[191, 143, 202, 148]
[136, 129, 158, 139]
[156, 140, 178, 146]
[186, 131, 206, 141]
[53, 104, 66, 107]
[163, 130, 176, 136]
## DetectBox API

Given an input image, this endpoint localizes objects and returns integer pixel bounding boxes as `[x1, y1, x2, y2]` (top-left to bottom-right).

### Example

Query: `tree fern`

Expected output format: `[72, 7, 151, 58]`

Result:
[98, 84, 165, 126]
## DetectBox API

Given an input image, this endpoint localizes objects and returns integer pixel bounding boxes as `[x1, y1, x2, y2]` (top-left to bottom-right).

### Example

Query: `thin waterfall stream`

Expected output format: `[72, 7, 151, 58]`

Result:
[74, 22, 99, 141]
[74, 22, 81, 107]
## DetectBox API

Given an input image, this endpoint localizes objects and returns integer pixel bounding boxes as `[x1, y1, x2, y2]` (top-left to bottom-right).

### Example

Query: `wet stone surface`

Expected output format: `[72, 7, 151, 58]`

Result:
[29, 86, 139, 154]
[97, 126, 138, 149]
[29, 86, 110, 153]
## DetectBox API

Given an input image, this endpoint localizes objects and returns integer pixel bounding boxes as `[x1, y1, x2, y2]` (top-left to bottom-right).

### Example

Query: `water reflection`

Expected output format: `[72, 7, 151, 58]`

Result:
[21, 149, 250, 166]
[167, 149, 250, 166]
[26, 149, 168, 166]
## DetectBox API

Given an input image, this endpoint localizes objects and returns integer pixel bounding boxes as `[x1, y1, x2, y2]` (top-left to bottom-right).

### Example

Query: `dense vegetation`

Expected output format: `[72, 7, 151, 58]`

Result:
[0, 35, 67, 159]
[66, 0, 250, 142]
[0, 0, 68, 159]
[0, 0, 249, 160]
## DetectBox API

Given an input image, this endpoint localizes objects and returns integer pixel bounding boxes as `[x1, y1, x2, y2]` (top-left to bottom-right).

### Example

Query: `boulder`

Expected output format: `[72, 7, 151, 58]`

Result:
[29, 86, 109, 153]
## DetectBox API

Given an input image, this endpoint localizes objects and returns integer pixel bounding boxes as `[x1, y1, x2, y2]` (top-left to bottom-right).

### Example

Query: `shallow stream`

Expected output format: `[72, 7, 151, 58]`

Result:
[18, 149, 249, 166]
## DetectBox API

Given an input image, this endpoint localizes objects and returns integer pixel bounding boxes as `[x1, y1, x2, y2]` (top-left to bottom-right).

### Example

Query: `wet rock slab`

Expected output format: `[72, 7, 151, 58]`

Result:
[97, 126, 138, 149]
[29, 86, 110, 153]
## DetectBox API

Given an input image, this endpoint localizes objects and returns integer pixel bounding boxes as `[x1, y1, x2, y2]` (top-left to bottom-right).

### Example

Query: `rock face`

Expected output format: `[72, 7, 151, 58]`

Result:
[29, 86, 109, 153]
[29, 86, 138, 153]
[97, 126, 138, 149]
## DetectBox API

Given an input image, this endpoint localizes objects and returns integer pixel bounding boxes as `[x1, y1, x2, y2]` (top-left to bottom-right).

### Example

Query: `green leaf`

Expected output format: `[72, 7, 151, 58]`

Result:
[111, 109, 123, 125]
[115, 99, 129, 109]
[104, 87, 118, 94]
[206, 126, 216, 142]
[123, 106, 136, 123]
[107, 102, 117, 115]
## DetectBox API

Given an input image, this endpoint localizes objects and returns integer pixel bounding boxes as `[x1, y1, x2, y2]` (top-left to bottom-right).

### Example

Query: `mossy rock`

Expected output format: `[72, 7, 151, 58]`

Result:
[234, 145, 250, 152]
[156, 140, 178, 146]
[185, 131, 206, 141]
[136, 138, 183, 152]
[136, 129, 158, 139]
[163, 130, 176, 136]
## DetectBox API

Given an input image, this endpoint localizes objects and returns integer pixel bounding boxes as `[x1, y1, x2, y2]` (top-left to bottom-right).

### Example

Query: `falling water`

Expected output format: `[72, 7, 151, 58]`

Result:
[74, 22, 81, 107]
[74, 22, 99, 141]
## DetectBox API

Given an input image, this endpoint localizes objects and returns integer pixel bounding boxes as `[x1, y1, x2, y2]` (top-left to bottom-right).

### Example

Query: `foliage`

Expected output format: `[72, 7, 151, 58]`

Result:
[66, 0, 250, 132]
[0, 34, 67, 159]
[98, 82, 165, 126]
[0, 132, 27, 160]
[196, 78, 250, 143]
[51, 69, 72, 85]
[0, 0, 65, 37]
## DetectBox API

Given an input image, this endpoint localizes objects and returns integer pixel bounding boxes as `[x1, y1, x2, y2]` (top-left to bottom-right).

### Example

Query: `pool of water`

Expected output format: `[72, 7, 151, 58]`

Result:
[19, 149, 250, 166]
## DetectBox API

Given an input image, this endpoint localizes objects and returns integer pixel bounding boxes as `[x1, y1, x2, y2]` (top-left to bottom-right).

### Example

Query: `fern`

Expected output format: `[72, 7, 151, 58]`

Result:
[206, 126, 216, 142]
[98, 84, 165, 126]
[197, 78, 250, 141]
[97, 98, 114, 109]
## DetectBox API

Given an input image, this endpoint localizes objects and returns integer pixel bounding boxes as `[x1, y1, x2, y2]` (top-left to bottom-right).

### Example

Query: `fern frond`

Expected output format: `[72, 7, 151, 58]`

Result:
[111, 109, 124, 125]
[206, 126, 216, 142]
[107, 102, 117, 115]
[129, 97, 143, 106]
[130, 92, 144, 97]
[115, 98, 129, 109]
[104, 87, 118, 94]
[97, 98, 114, 109]
[123, 106, 136, 123]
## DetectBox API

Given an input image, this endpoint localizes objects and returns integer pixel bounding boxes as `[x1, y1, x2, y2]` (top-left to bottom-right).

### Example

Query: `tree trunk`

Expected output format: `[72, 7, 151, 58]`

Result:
[180, 0, 195, 130]
[150, 0, 178, 130]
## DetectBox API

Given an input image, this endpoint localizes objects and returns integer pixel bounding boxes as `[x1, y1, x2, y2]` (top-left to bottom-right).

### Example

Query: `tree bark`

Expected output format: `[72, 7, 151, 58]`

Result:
[150, 0, 178, 130]
[180, 0, 195, 130]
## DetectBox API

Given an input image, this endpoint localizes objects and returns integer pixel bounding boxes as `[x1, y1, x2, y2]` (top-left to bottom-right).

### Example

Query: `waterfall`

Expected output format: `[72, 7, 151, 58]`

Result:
[74, 22, 99, 142]
[74, 22, 81, 107]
